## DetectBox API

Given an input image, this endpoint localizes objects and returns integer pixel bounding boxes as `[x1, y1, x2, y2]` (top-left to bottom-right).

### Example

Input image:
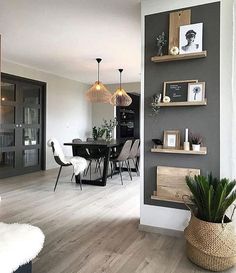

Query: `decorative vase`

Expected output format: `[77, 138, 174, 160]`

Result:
[184, 142, 190, 151]
[184, 214, 236, 271]
[105, 130, 112, 141]
[192, 144, 200, 151]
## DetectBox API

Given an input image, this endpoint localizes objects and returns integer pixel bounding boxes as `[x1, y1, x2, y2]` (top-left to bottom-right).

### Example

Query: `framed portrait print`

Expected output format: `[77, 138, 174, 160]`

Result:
[163, 130, 181, 149]
[179, 23, 203, 54]
[163, 80, 198, 102]
[188, 82, 205, 102]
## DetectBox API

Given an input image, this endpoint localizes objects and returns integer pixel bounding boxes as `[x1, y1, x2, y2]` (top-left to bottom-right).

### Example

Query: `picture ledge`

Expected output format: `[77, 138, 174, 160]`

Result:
[151, 147, 207, 155]
[151, 51, 207, 63]
[157, 99, 207, 107]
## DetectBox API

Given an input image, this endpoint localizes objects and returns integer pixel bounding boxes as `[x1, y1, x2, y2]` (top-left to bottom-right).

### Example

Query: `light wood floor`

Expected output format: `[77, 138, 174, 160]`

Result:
[0, 167, 235, 273]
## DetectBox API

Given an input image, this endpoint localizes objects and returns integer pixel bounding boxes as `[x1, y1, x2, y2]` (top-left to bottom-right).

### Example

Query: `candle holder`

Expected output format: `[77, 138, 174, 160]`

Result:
[184, 141, 190, 151]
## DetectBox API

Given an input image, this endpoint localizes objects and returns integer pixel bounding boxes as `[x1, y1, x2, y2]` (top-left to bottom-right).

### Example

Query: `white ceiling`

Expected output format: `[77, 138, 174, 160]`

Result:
[0, 0, 141, 84]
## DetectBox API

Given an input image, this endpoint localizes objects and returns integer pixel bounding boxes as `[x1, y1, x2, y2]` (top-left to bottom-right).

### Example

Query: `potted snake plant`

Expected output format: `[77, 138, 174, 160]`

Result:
[184, 174, 236, 271]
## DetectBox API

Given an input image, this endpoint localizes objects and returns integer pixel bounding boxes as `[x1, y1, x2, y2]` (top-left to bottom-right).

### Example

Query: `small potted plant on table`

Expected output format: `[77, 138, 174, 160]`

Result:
[184, 174, 236, 271]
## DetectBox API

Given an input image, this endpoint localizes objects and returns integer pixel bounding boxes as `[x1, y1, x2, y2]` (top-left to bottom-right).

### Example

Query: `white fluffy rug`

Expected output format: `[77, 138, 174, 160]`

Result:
[0, 222, 45, 273]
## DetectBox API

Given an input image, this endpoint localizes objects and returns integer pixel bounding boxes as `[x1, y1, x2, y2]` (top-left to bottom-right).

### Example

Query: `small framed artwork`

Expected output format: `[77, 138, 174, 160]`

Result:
[163, 130, 181, 149]
[163, 80, 198, 102]
[188, 82, 205, 102]
[179, 23, 203, 54]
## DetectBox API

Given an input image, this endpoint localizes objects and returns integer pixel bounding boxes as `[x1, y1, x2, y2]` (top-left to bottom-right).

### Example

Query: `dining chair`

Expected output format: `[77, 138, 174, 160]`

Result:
[72, 138, 93, 180]
[127, 139, 140, 178]
[110, 140, 132, 185]
[48, 139, 84, 191]
[86, 137, 103, 176]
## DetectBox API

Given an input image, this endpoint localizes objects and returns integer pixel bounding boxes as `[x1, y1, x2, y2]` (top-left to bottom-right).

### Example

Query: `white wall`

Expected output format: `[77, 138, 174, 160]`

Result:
[140, 0, 235, 231]
[2, 60, 92, 169]
[92, 82, 140, 128]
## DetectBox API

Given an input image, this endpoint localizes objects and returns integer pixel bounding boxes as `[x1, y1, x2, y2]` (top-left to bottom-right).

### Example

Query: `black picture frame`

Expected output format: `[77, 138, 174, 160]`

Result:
[163, 80, 198, 102]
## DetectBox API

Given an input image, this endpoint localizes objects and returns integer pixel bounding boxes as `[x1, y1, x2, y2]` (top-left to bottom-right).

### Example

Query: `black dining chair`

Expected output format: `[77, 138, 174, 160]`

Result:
[110, 140, 133, 184]
[49, 140, 83, 191]
[86, 137, 103, 176]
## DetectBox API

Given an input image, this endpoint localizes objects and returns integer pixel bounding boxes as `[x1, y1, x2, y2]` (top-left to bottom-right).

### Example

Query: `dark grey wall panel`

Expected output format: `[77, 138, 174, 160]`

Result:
[144, 2, 220, 209]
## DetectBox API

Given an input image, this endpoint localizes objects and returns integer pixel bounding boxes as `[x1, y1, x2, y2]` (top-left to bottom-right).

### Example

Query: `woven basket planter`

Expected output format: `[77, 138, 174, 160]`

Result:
[184, 214, 236, 271]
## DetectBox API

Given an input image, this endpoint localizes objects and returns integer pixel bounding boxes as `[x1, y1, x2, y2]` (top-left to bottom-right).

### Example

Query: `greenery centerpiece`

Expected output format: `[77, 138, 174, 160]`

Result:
[102, 118, 118, 141]
[92, 126, 105, 141]
[184, 174, 236, 271]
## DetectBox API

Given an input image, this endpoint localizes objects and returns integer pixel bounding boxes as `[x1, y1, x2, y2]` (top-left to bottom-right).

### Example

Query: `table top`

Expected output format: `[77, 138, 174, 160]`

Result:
[64, 140, 121, 148]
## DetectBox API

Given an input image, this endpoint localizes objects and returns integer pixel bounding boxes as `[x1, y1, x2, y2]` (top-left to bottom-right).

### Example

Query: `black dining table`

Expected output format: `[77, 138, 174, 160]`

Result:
[64, 140, 122, 186]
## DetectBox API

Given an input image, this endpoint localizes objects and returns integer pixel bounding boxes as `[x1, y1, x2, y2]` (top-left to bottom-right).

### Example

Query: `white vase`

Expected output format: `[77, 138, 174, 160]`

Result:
[192, 144, 201, 152]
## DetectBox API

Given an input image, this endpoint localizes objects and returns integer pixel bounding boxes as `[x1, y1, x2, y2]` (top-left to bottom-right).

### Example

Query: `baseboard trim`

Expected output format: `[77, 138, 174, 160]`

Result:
[139, 224, 184, 238]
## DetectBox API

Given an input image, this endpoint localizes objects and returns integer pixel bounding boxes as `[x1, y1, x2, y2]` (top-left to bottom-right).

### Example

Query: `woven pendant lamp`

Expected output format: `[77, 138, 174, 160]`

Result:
[85, 58, 112, 103]
[110, 69, 132, 106]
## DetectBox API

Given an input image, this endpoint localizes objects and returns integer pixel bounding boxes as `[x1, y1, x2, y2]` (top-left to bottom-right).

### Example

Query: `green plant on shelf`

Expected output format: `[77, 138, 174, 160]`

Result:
[150, 93, 162, 116]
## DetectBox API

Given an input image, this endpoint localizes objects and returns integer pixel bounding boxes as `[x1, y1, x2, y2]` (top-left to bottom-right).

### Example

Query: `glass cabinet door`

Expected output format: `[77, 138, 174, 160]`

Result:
[21, 83, 42, 169]
[0, 81, 17, 172]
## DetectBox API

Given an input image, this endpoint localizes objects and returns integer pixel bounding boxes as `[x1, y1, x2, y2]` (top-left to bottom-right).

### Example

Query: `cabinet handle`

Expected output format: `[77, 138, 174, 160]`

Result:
[19, 124, 22, 127]
[16, 124, 19, 127]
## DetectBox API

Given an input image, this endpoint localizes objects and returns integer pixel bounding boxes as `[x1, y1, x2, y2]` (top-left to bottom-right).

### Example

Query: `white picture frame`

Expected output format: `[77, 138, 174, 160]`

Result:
[167, 134, 176, 147]
[179, 23, 203, 54]
[188, 82, 205, 102]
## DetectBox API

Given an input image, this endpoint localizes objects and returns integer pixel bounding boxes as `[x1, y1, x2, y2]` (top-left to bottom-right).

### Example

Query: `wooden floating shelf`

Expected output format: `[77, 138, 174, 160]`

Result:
[151, 147, 207, 155]
[151, 51, 207, 63]
[157, 99, 207, 107]
[151, 194, 185, 204]
[151, 194, 193, 204]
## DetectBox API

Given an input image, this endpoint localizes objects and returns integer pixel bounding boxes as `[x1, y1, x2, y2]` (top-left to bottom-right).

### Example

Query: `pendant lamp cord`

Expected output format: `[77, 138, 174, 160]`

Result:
[119, 69, 123, 90]
[96, 58, 102, 84]
[98, 61, 100, 84]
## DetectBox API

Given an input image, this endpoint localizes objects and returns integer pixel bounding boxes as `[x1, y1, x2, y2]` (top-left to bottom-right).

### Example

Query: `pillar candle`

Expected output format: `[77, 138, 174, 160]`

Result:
[185, 128, 189, 142]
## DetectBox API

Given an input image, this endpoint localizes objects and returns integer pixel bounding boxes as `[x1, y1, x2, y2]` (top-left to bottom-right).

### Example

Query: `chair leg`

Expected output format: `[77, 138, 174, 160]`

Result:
[110, 161, 113, 178]
[77, 174, 82, 191]
[98, 158, 102, 176]
[71, 172, 75, 182]
[136, 157, 140, 171]
[125, 160, 132, 181]
[79, 174, 83, 190]
[118, 162, 123, 185]
[54, 166, 62, 192]
[133, 158, 139, 175]
[95, 159, 98, 173]
[90, 160, 92, 180]
[85, 161, 91, 176]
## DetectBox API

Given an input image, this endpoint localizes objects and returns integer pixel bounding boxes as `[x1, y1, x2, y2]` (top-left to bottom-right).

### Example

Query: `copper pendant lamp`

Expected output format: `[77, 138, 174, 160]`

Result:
[110, 69, 132, 106]
[85, 58, 112, 103]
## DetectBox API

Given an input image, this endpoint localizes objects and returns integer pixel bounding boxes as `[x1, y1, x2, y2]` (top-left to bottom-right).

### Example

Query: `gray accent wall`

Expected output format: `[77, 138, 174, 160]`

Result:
[144, 2, 220, 209]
